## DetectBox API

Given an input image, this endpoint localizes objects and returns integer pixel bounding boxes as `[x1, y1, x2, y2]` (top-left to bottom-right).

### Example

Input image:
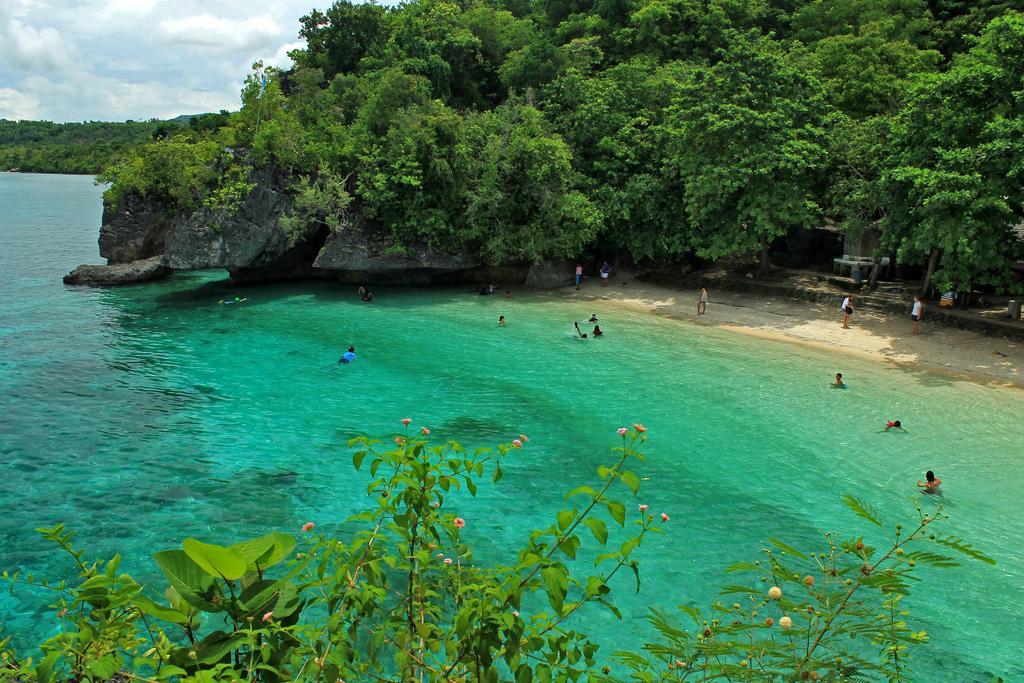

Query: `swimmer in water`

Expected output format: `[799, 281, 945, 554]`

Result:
[498, 315, 506, 326]
[885, 420, 905, 431]
[592, 325, 603, 337]
[833, 372, 846, 387]
[338, 345, 357, 364]
[588, 314, 599, 322]
[574, 321, 588, 339]
[504, 290, 511, 299]
[917, 470, 941, 494]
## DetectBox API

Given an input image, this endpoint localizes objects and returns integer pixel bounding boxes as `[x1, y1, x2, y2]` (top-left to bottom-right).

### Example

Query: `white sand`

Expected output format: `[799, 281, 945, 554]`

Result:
[561, 276, 1023, 389]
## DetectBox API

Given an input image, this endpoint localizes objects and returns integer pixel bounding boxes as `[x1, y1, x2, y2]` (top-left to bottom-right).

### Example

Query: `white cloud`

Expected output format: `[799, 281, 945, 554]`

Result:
[0, 0, 336, 122]
[0, 14, 80, 72]
[160, 14, 283, 52]
[0, 87, 42, 120]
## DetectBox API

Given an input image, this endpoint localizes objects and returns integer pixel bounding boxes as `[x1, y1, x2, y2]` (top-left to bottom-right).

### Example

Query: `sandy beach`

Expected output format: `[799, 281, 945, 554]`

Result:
[563, 275, 1023, 388]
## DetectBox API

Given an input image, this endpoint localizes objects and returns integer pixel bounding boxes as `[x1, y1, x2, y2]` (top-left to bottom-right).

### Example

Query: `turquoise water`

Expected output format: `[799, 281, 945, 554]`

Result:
[2, 173, 1023, 680]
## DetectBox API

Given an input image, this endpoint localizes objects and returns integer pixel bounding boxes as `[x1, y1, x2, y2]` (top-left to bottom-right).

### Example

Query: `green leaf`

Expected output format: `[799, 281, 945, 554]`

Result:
[493, 462, 503, 483]
[557, 509, 575, 531]
[558, 535, 581, 559]
[565, 485, 596, 500]
[584, 518, 608, 545]
[183, 538, 247, 580]
[134, 596, 191, 625]
[933, 535, 996, 565]
[767, 538, 807, 559]
[620, 470, 641, 495]
[153, 550, 219, 611]
[541, 565, 568, 612]
[352, 450, 368, 470]
[606, 501, 626, 526]
[842, 495, 883, 527]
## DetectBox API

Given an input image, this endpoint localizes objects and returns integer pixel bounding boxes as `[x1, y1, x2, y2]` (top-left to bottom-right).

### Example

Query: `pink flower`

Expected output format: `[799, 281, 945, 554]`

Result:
[617, 427, 628, 436]
[639, 504, 649, 512]
[633, 423, 647, 433]
[432, 501, 440, 508]
[513, 610, 520, 618]
[660, 513, 669, 522]
[401, 418, 412, 425]
[394, 436, 405, 445]
[512, 439, 523, 448]
[262, 611, 273, 623]
[518, 434, 529, 442]
[444, 557, 453, 565]
[436, 553, 444, 559]
[421, 427, 430, 435]
[453, 517, 466, 529]
[301, 522, 315, 532]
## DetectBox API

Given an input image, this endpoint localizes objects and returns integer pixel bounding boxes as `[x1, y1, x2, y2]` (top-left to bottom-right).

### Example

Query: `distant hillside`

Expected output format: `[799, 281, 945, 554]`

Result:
[0, 112, 230, 175]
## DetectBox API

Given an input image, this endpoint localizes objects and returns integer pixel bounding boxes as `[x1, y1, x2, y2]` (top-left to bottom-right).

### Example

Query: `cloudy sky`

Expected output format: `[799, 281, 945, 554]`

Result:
[0, 0, 335, 122]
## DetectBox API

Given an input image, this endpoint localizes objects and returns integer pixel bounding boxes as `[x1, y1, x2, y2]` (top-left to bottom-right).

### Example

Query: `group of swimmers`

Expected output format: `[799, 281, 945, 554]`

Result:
[833, 372, 942, 494]
[573, 314, 603, 338]
[357, 286, 375, 302]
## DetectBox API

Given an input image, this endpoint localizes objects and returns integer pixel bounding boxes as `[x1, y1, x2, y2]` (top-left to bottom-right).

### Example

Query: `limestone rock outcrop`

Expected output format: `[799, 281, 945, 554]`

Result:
[63, 256, 171, 286]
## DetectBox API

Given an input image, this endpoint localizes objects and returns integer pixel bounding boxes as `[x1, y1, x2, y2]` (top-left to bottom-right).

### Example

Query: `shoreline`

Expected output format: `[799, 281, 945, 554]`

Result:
[556, 275, 1023, 389]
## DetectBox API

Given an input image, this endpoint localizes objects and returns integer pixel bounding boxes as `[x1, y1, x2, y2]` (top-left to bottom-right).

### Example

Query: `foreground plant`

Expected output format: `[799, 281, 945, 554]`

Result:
[617, 496, 995, 681]
[0, 425, 995, 682]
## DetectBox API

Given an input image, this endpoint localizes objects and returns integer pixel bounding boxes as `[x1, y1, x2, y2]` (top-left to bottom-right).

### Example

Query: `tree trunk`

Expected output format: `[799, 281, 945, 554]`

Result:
[869, 256, 881, 289]
[922, 248, 940, 295]
[759, 242, 770, 275]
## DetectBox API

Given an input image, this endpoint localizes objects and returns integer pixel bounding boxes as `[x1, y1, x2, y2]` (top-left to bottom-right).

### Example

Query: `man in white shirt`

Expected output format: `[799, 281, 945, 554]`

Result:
[840, 294, 854, 329]
[911, 295, 924, 335]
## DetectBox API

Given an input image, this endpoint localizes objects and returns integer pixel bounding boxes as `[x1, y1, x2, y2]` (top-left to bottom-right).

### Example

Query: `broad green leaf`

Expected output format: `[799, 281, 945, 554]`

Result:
[557, 509, 575, 531]
[606, 501, 626, 526]
[183, 538, 247, 580]
[620, 470, 641, 495]
[584, 518, 608, 545]
[153, 549, 219, 611]
[541, 565, 567, 612]
[134, 596, 191, 625]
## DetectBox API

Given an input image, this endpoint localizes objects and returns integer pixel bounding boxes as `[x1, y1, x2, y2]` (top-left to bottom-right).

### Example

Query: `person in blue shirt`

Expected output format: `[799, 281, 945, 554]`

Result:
[339, 346, 357, 364]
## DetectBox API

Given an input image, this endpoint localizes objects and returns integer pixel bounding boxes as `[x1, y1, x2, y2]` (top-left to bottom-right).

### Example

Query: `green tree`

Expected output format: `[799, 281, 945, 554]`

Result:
[661, 33, 832, 271]
[459, 104, 602, 263]
[884, 12, 1024, 293]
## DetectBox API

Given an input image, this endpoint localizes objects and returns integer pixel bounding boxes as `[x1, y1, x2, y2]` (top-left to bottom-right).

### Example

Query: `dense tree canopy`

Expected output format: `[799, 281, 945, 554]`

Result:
[0, 115, 229, 175]
[87, 0, 1024, 290]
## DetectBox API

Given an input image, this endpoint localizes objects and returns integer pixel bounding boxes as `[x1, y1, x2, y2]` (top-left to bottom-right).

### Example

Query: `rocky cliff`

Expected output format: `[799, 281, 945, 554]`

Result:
[65, 176, 569, 288]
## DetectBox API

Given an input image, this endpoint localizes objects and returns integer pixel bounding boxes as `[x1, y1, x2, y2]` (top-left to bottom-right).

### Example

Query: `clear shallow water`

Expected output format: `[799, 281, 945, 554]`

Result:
[1, 173, 1022, 680]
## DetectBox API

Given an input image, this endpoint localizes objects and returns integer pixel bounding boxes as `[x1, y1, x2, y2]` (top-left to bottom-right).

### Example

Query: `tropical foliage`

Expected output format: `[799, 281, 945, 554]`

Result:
[0, 115, 229, 175]
[0, 425, 996, 681]
[28, 1, 1024, 290]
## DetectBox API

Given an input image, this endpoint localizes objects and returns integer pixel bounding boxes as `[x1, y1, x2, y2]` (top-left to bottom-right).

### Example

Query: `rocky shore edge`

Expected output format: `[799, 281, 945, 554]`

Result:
[64, 183, 573, 289]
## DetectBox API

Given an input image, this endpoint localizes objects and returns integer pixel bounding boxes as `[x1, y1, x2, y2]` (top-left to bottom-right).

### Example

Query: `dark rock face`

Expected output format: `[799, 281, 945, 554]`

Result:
[78, 176, 571, 288]
[99, 195, 172, 264]
[525, 260, 572, 288]
[162, 172, 300, 270]
[63, 256, 171, 286]
[313, 227, 480, 283]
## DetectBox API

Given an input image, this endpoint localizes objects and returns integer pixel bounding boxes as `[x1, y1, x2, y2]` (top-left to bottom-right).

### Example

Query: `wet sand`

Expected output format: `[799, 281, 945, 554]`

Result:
[561, 276, 1023, 388]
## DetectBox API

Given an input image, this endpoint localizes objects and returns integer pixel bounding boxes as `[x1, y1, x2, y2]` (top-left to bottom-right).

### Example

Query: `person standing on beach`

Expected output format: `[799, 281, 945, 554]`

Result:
[600, 261, 610, 286]
[575, 264, 583, 290]
[840, 294, 854, 329]
[911, 295, 924, 335]
[697, 287, 708, 315]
